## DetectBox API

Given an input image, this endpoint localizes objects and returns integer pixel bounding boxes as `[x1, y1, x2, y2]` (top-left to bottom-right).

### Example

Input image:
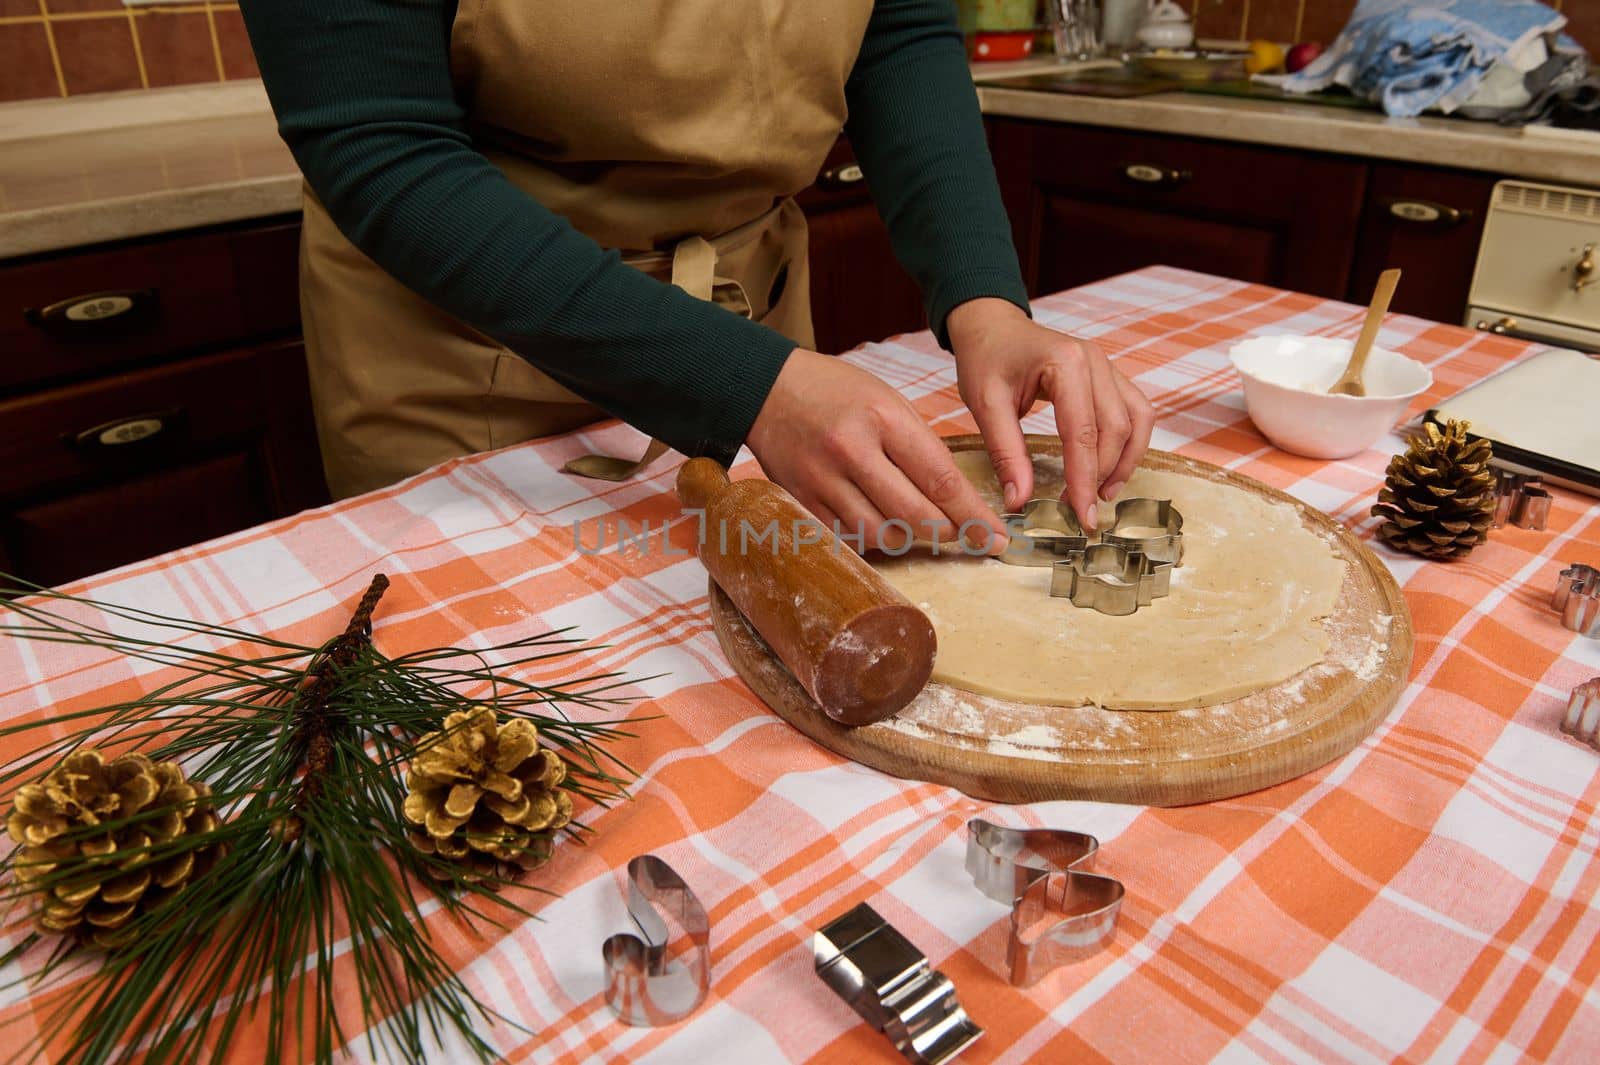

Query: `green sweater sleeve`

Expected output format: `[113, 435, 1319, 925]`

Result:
[238, 0, 794, 465]
[845, 0, 1032, 346]
[239, 0, 1028, 463]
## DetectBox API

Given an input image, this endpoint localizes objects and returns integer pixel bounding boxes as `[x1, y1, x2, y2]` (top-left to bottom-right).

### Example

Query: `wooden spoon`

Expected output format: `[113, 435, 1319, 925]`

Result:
[1329, 268, 1401, 397]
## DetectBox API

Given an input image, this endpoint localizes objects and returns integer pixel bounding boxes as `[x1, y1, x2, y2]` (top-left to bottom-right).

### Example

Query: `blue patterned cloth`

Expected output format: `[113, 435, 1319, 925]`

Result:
[1281, 0, 1572, 117]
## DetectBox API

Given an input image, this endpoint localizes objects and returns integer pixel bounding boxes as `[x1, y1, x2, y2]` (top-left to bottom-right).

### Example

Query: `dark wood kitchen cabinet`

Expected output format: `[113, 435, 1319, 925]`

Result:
[0, 219, 327, 589]
[1349, 163, 1497, 324]
[988, 118, 1369, 303]
[798, 138, 927, 354]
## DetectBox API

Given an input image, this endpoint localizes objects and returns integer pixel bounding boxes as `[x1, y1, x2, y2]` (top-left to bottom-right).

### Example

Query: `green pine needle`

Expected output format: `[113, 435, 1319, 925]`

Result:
[0, 573, 644, 1065]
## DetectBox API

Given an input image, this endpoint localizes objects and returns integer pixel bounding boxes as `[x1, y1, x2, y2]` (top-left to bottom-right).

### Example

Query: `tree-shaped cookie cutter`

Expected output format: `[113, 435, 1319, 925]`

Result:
[1049, 543, 1174, 616]
[964, 819, 1124, 988]
[602, 855, 711, 1026]
[813, 902, 983, 1064]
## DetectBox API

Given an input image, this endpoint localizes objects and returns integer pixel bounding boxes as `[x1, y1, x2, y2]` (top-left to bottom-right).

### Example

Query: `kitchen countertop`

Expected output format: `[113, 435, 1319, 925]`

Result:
[976, 79, 1600, 187]
[3, 67, 1599, 259]
[0, 81, 301, 260]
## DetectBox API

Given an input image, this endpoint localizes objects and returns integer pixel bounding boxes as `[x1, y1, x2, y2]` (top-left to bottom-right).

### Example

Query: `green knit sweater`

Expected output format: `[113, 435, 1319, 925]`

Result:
[239, 0, 1027, 463]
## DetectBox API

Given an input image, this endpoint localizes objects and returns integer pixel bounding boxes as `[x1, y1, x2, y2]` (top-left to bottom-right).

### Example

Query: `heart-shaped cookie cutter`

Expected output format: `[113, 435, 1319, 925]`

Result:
[602, 855, 710, 1026]
[997, 498, 1089, 567]
[1563, 677, 1600, 752]
[1102, 496, 1185, 565]
[965, 819, 1124, 988]
[1048, 542, 1174, 616]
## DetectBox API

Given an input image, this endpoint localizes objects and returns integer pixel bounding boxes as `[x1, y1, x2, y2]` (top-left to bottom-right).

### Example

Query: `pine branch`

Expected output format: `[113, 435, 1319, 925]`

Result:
[0, 572, 639, 1064]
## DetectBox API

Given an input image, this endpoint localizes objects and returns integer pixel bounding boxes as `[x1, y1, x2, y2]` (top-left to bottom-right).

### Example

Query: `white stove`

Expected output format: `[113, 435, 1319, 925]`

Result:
[1468, 179, 1600, 352]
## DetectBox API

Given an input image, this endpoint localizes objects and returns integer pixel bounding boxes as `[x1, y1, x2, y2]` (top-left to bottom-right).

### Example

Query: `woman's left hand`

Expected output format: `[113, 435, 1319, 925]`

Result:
[947, 297, 1156, 531]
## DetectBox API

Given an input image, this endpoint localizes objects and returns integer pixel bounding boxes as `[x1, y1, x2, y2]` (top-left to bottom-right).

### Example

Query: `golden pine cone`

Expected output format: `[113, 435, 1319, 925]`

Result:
[6, 750, 224, 949]
[403, 706, 573, 884]
[1372, 420, 1496, 560]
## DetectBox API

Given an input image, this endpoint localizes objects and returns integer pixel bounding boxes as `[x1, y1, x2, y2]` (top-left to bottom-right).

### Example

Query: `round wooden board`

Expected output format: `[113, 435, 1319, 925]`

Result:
[710, 436, 1414, 807]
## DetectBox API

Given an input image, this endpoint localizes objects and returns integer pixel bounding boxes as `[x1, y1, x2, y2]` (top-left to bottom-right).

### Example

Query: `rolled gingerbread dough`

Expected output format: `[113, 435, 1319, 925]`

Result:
[869, 451, 1347, 710]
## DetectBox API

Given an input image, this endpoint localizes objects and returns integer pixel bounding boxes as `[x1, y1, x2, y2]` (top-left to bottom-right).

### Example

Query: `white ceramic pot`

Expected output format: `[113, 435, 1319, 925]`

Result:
[1229, 335, 1434, 460]
[1136, 0, 1195, 49]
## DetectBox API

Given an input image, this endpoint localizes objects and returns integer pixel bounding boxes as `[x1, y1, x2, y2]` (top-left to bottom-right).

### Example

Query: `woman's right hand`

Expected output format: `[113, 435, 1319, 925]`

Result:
[745, 350, 1009, 553]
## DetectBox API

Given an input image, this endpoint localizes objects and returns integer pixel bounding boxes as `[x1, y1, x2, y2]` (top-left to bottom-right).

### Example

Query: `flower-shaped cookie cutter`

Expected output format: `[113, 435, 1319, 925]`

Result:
[1563, 677, 1600, 752]
[965, 819, 1124, 988]
[1049, 542, 1174, 616]
[602, 855, 710, 1026]
[1102, 497, 1185, 565]
[1493, 466, 1552, 531]
[997, 498, 1089, 568]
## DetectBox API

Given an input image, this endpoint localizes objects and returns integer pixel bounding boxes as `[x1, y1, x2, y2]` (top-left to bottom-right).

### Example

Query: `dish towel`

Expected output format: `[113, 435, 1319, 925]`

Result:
[1279, 0, 1571, 117]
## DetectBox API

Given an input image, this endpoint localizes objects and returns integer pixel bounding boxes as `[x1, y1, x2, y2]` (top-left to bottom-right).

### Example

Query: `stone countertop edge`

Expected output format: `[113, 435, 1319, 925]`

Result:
[3, 73, 1598, 260]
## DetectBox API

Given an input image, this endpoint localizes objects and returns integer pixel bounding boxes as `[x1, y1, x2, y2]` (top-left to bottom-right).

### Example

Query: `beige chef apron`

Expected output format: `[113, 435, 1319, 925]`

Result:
[299, 0, 875, 499]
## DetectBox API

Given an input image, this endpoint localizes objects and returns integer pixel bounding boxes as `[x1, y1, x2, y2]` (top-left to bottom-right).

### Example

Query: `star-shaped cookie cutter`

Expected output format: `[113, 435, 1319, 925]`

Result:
[1564, 677, 1600, 752]
[1102, 496, 1185, 565]
[602, 855, 710, 1027]
[997, 498, 1088, 567]
[964, 819, 1125, 988]
[1048, 542, 1173, 616]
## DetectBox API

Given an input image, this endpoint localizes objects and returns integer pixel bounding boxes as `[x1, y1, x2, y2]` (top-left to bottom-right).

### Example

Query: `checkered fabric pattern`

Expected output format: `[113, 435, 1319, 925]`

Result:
[2, 267, 1597, 1063]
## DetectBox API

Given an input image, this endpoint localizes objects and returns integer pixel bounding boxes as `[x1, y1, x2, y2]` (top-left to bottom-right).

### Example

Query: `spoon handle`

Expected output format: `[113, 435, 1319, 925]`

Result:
[1341, 269, 1401, 393]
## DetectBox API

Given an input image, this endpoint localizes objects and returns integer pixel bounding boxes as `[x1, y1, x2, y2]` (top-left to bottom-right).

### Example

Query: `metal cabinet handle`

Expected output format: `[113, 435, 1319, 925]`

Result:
[25, 288, 158, 334]
[1382, 198, 1470, 229]
[1474, 316, 1519, 335]
[1122, 163, 1190, 186]
[817, 163, 866, 189]
[68, 408, 185, 456]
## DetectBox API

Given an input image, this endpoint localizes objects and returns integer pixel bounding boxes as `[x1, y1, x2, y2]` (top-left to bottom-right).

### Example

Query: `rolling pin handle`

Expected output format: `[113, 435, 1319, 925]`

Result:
[677, 457, 732, 511]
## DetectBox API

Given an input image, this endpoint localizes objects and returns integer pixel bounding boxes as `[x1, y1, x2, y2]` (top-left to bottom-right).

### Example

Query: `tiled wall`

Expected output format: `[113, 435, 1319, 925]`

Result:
[0, 0, 1596, 103]
[0, 1, 255, 103]
[1192, 0, 1597, 52]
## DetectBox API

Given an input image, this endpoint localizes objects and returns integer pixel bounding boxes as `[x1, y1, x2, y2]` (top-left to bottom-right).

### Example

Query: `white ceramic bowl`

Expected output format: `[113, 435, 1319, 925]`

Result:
[1229, 335, 1433, 460]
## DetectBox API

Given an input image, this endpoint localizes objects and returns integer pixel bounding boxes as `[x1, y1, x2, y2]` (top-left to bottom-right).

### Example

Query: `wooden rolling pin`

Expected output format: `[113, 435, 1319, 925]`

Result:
[677, 458, 936, 727]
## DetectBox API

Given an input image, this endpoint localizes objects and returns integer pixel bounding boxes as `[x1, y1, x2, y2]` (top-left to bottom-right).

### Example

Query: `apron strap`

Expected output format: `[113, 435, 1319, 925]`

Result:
[561, 235, 719, 481]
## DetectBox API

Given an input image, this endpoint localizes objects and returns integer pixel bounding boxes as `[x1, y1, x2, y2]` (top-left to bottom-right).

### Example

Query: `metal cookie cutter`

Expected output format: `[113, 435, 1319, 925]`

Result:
[1492, 467, 1552, 531]
[602, 855, 710, 1027]
[1562, 677, 1600, 752]
[965, 819, 1124, 988]
[1555, 563, 1600, 638]
[998, 498, 1089, 567]
[1103, 497, 1185, 565]
[814, 903, 983, 1065]
[1049, 542, 1173, 616]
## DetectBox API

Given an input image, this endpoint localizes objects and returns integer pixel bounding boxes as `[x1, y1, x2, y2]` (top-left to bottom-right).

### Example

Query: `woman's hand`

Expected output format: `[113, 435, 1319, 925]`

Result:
[746, 349, 1008, 553]
[947, 298, 1155, 530]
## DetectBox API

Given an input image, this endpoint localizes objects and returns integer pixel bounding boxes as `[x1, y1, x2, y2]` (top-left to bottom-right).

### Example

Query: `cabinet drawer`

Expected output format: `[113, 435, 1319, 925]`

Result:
[0, 346, 284, 499]
[1023, 123, 1349, 223]
[7, 452, 272, 589]
[1, 224, 296, 394]
[991, 118, 1367, 301]
[1351, 164, 1494, 324]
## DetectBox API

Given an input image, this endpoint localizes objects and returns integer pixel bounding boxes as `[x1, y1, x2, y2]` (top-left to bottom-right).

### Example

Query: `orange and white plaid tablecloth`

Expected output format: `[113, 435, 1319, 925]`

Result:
[3, 266, 1598, 1064]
